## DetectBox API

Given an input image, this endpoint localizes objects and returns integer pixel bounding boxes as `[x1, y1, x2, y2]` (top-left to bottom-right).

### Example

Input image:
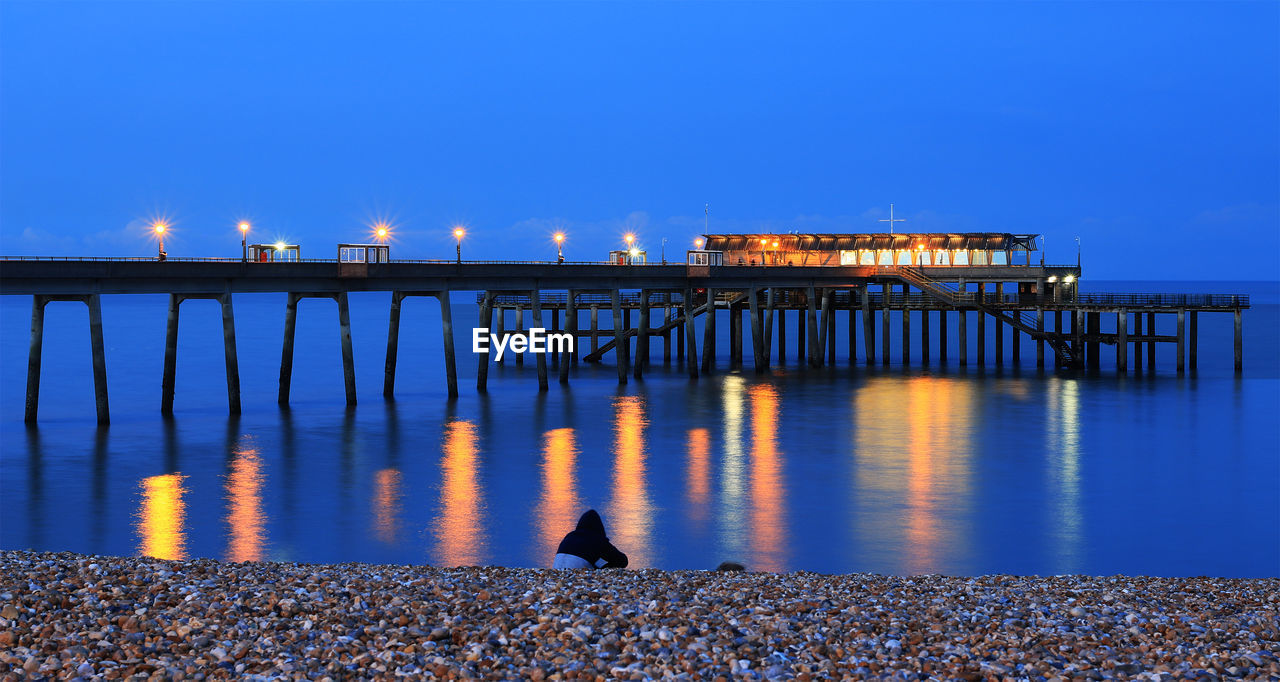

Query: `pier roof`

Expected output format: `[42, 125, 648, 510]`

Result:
[703, 233, 1039, 251]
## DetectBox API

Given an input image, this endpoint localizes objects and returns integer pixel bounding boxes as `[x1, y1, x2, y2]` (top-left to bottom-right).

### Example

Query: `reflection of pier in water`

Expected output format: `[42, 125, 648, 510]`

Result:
[748, 384, 786, 572]
[685, 428, 711, 524]
[225, 440, 267, 562]
[136, 473, 188, 560]
[373, 468, 403, 545]
[1046, 377, 1082, 572]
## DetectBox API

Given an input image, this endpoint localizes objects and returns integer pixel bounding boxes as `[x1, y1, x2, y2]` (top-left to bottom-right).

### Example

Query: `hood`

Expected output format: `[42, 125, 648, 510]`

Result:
[575, 509, 606, 535]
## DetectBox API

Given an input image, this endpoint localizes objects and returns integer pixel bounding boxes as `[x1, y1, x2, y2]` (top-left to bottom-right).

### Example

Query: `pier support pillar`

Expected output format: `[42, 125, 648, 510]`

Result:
[337, 292, 357, 405]
[1036, 308, 1045, 368]
[1075, 310, 1085, 370]
[477, 292, 495, 391]
[921, 308, 930, 365]
[797, 305, 806, 364]
[901, 295, 910, 366]
[24, 296, 49, 423]
[1177, 310, 1186, 374]
[590, 305, 599, 357]
[701, 288, 716, 375]
[530, 290, 548, 391]
[1147, 312, 1156, 370]
[87, 294, 110, 424]
[385, 292, 404, 398]
[437, 292, 459, 398]
[1012, 315, 1020, 365]
[219, 294, 242, 414]
[613, 290, 629, 382]
[636, 289, 651, 378]
[977, 284, 986, 367]
[1117, 310, 1128, 373]
[959, 309, 968, 366]
[562, 291, 576, 383]
[1189, 311, 1198, 370]
[729, 300, 743, 368]
[763, 288, 775, 365]
[807, 286, 821, 368]
[777, 295, 786, 364]
[994, 283, 1004, 366]
[495, 307, 506, 365]
[749, 288, 766, 373]
[161, 294, 180, 415]
[881, 283, 891, 366]
[862, 286, 875, 365]
[1234, 309, 1242, 372]
[826, 290, 836, 366]
[279, 293, 299, 404]
[515, 305, 525, 367]
[1087, 313, 1100, 370]
[1133, 313, 1142, 370]
[684, 288, 699, 378]
[663, 303, 672, 363]
[848, 291, 857, 365]
[939, 309, 948, 363]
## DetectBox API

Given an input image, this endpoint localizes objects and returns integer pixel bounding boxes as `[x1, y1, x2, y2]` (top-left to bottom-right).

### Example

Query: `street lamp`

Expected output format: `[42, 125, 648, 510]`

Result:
[694, 237, 705, 249]
[554, 232, 565, 264]
[238, 221, 250, 262]
[661, 237, 668, 264]
[454, 227, 465, 264]
[375, 224, 389, 243]
[916, 243, 925, 266]
[153, 221, 168, 261]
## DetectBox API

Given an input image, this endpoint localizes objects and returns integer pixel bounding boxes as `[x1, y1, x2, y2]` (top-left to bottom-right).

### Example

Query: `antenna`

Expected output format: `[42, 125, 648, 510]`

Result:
[879, 203, 906, 234]
[704, 203, 709, 235]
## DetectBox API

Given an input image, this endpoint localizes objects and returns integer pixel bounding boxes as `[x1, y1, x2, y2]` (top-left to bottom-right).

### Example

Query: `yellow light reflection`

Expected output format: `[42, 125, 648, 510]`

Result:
[609, 396, 652, 567]
[748, 384, 786, 572]
[1047, 377, 1082, 572]
[536, 428, 580, 562]
[854, 377, 974, 574]
[686, 428, 711, 523]
[136, 473, 188, 560]
[434, 419, 487, 566]
[373, 468, 403, 544]
[719, 376, 748, 558]
[225, 445, 267, 562]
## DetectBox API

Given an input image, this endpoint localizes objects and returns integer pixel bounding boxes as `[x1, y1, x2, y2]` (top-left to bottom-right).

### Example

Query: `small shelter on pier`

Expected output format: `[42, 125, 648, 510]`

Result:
[338, 243, 390, 263]
[702, 233, 1040, 267]
[609, 249, 647, 265]
[248, 243, 301, 262]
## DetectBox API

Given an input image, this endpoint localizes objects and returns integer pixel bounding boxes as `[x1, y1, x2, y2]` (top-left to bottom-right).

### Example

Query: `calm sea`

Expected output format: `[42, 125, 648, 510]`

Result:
[1, 280, 1276, 577]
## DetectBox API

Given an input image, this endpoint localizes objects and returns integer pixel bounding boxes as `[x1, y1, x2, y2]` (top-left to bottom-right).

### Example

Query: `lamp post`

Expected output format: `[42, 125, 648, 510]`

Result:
[554, 232, 565, 264]
[454, 227, 465, 264]
[238, 222, 250, 262]
[154, 222, 167, 261]
[624, 233, 636, 264]
[760, 237, 768, 265]
[661, 237, 668, 264]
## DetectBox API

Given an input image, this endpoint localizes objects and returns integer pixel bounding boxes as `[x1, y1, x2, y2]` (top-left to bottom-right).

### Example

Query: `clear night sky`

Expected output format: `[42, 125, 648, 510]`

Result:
[1, 1, 1276, 280]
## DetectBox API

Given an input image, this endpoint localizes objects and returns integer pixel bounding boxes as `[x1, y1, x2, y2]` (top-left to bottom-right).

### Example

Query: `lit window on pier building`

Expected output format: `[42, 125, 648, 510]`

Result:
[701, 233, 1041, 268]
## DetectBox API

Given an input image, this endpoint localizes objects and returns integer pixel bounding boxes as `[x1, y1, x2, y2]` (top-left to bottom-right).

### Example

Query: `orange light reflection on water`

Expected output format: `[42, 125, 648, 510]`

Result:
[686, 428, 711, 523]
[373, 468, 403, 545]
[609, 396, 652, 567]
[536, 428, 580, 562]
[225, 445, 267, 562]
[854, 376, 974, 574]
[748, 384, 786, 572]
[136, 473, 188, 560]
[434, 419, 486, 566]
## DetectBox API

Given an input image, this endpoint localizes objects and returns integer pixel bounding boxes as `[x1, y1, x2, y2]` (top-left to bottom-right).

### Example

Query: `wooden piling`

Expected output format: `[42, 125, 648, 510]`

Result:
[337, 292, 357, 405]
[1147, 312, 1156, 370]
[977, 284, 986, 366]
[279, 293, 299, 404]
[24, 295, 46, 423]
[1177, 309, 1185, 374]
[561, 291, 575, 383]
[1036, 308, 1044, 368]
[636, 289, 651, 378]
[702, 288, 716, 374]
[1116, 310, 1127, 373]
[921, 308, 930, 365]
[385, 292, 404, 398]
[994, 283, 1003, 366]
[749, 288, 765, 373]
[862, 286, 875, 365]
[663, 304, 672, 363]
[848, 292, 857, 365]
[478, 292, 495, 391]
[1133, 312, 1142, 370]
[807, 286, 820, 368]
[881, 283, 890, 366]
[1011, 316, 1020, 365]
[1087, 312, 1100, 369]
[959, 309, 968, 366]
[1189, 311, 1198, 370]
[590, 305, 599, 356]
[939, 309, 948, 363]
[825, 290, 835, 366]
[219, 293, 242, 414]
[161, 294, 179, 415]
[1234, 309, 1242, 372]
[796, 305, 805, 364]
[613, 290, 629, 382]
[495, 307, 506, 365]
[901, 295, 910, 366]
[684, 288, 699, 378]
[87, 293, 110, 424]
[530, 290, 548, 391]
[515, 304, 525, 367]
[763, 288, 775, 364]
[777, 295, 787, 364]
[729, 300, 742, 368]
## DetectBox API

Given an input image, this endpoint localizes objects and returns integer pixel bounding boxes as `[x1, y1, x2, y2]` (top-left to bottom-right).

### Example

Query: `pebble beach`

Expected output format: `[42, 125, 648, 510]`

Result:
[1, 550, 1277, 680]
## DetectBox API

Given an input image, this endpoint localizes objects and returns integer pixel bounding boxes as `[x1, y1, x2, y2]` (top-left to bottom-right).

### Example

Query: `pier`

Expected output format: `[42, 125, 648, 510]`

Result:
[1, 240, 1249, 422]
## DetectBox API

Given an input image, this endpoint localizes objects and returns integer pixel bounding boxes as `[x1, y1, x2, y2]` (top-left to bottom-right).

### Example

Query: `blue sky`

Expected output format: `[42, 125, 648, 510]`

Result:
[2, 1, 1276, 279]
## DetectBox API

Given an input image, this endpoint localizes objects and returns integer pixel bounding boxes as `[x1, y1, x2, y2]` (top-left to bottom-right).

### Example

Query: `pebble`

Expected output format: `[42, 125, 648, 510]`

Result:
[0, 549, 1276, 679]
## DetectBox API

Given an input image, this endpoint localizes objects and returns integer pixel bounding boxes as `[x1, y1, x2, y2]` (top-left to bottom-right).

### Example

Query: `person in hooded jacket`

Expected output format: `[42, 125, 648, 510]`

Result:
[553, 509, 628, 569]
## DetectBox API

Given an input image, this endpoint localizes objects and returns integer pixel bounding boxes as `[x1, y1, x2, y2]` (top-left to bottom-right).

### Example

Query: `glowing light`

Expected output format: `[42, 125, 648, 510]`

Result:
[453, 227, 465, 241]
[434, 419, 486, 566]
[536, 428, 580, 562]
[372, 222, 391, 242]
[694, 237, 705, 249]
[916, 243, 924, 250]
[624, 233, 635, 245]
[225, 443, 266, 562]
[274, 241, 286, 251]
[629, 247, 639, 258]
[373, 468, 402, 544]
[136, 473, 188, 560]
[153, 222, 167, 235]
[749, 384, 786, 572]
[772, 240, 779, 247]
[1047, 276, 1058, 283]
[238, 221, 250, 233]
[760, 238, 768, 246]
[1064, 275, 1075, 284]
[554, 232, 565, 244]
[610, 396, 652, 567]
[686, 428, 711, 522]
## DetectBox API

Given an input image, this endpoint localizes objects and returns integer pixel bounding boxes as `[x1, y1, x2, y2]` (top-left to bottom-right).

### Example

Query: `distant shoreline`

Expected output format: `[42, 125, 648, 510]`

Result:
[2, 550, 1276, 678]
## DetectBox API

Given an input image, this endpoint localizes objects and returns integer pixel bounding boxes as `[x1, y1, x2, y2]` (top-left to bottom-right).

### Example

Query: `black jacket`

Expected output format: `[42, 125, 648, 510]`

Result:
[555, 510, 628, 568]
